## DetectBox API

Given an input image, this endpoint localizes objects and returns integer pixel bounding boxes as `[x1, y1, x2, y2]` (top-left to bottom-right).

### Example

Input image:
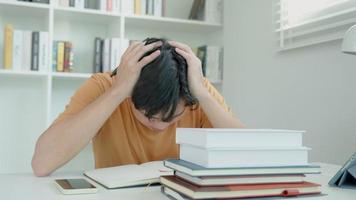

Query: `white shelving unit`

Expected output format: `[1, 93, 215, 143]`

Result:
[0, 0, 223, 173]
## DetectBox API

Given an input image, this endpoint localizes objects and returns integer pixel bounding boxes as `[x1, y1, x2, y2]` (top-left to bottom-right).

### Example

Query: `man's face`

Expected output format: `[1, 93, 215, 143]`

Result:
[131, 100, 186, 133]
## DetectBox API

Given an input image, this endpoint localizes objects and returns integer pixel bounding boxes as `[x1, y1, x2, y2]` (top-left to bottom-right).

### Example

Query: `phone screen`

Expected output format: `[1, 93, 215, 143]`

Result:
[55, 179, 96, 190]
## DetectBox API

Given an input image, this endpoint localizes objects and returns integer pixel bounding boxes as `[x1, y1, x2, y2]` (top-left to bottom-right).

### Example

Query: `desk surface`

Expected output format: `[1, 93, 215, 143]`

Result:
[0, 163, 355, 200]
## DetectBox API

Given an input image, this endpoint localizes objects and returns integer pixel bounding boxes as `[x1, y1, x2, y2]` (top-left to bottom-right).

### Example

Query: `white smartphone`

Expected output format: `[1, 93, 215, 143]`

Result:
[54, 178, 98, 195]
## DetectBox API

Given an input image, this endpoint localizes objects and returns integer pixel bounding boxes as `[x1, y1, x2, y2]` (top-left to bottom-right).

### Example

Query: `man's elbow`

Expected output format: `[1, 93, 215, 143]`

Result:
[31, 155, 52, 177]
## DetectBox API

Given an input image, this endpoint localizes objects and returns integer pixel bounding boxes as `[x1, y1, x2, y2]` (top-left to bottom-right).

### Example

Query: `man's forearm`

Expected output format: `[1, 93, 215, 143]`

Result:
[32, 86, 126, 176]
[196, 89, 245, 128]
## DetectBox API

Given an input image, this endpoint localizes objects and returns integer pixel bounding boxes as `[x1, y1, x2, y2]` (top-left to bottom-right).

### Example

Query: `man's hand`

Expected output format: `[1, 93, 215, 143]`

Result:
[168, 41, 207, 99]
[112, 40, 162, 98]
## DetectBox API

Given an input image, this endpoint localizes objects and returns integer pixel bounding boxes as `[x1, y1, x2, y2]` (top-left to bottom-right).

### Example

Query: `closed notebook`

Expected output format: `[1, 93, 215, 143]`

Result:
[164, 159, 321, 177]
[160, 176, 321, 199]
[84, 161, 173, 189]
[175, 171, 305, 186]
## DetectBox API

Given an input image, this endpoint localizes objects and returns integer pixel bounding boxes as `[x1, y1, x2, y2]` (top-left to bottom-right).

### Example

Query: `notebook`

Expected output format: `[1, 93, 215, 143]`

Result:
[160, 175, 321, 199]
[84, 161, 173, 189]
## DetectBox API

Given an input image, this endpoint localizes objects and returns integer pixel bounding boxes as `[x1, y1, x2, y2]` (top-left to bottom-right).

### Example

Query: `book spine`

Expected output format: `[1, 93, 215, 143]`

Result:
[134, 0, 141, 15]
[52, 41, 58, 72]
[63, 41, 72, 72]
[112, 0, 120, 13]
[22, 31, 32, 71]
[4, 25, 13, 70]
[162, 0, 166, 17]
[75, 0, 85, 9]
[57, 42, 65, 72]
[31, 32, 40, 71]
[12, 30, 23, 71]
[154, 0, 162, 17]
[69, 0, 75, 7]
[39, 32, 49, 72]
[107, 0, 113, 12]
[102, 38, 110, 72]
[147, 0, 154, 15]
[100, 0, 107, 11]
[93, 37, 102, 73]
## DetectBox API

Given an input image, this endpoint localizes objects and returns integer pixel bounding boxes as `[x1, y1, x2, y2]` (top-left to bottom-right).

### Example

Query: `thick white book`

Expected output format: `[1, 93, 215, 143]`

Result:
[22, 31, 32, 71]
[84, 161, 173, 189]
[180, 145, 310, 168]
[110, 38, 120, 71]
[38, 32, 49, 72]
[176, 128, 304, 148]
[12, 30, 23, 71]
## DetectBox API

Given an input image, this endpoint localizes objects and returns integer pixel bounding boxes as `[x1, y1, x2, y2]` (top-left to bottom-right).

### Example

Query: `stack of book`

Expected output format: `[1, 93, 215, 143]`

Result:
[123, 0, 166, 17]
[57, 0, 120, 13]
[52, 41, 74, 72]
[3, 24, 49, 72]
[93, 37, 129, 73]
[161, 128, 322, 199]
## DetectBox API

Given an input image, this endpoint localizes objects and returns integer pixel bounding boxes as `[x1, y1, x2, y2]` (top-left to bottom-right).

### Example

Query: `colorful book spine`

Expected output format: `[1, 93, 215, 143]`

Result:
[4, 24, 13, 70]
[31, 31, 40, 71]
[63, 41, 72, 72]
[52, 41, 58, 72]
[57, 42, 65, 72]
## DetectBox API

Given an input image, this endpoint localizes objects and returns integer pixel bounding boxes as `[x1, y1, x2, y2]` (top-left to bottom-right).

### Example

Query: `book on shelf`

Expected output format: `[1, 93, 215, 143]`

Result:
[53, 41, 73, 72]
[84, 161, 173, 189]
[189, 0, 222, 24]
[57, 0, 120, 13]
[160, 176, 321, 200]
[123, 0, 166, 16]
[164, 159, 321, 177]
[93, 37, 129, 73]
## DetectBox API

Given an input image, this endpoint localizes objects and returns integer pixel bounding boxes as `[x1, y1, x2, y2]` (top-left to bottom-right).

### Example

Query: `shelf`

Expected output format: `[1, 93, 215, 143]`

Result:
[54, 6, 121, 24]
[51, 72, 92, 80]
[0, 69, 48, 78]
[0, 0, 49, 18]
[124, 14, 222, 32]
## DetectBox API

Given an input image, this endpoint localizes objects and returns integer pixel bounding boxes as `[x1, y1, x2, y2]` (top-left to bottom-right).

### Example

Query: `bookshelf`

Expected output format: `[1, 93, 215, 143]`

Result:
[0, 0, 223, 173]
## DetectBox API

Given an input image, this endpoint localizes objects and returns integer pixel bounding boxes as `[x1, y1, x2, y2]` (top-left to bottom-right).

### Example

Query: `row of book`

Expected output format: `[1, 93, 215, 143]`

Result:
[56, 0, 120, 13]
[124, 0, 166, 17]
[52, 41, 74, 72]
[93, 37, 129, 73]
[160, 128, 322, 199]
[3, 25, 49, 72]
[195, 45, 223, 83]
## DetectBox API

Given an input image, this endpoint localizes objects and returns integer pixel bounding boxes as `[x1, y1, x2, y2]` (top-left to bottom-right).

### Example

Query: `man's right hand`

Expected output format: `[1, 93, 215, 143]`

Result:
[112, 40, 162, 98]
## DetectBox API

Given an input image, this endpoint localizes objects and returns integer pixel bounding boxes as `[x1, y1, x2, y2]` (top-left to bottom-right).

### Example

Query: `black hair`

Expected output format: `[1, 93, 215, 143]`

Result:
[112, 38, 198, 122]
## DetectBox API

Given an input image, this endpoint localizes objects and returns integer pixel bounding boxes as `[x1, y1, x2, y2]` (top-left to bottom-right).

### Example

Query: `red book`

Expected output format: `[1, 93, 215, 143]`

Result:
[107, 0, 113, 12]
[160, 176, 321, 199]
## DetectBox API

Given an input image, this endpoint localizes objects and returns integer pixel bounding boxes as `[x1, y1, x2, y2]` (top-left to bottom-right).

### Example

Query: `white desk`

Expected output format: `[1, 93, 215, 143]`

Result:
[0, 163, 355, 200]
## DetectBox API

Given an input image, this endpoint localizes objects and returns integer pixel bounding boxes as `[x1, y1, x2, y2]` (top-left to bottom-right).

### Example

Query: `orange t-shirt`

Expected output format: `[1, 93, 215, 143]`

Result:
[53, 72, 231, 169]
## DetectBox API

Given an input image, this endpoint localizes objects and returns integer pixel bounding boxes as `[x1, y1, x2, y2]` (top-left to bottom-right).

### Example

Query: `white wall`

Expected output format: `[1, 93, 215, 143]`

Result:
[223, 0, 356, 165]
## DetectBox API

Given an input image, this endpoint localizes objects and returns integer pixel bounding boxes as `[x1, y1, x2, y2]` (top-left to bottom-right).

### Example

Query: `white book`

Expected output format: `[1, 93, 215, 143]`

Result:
[38, 32, 49, 72]
[110, 38, 120, 71]
[102, 38, 110, 72]
[180, 145, 310, 168]
[75, 0, 85, 9]
[22, 31, 32, 71]
[140, 0, 146, 15]
[206, 46, 221, 83]
[84, 161, 173, 189]
[12, 30, 23, 71]
[122, 0, 134, 15]
[154, 0, 162, 17]
[100, 0, 107, 11]
[113, 0, 120, 14]
[204, 0, 222, 24]
[176, 128, 305, 148]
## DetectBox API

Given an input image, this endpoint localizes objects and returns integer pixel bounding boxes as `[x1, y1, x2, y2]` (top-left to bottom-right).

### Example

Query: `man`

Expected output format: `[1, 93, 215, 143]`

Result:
[31, 38, 244, 176]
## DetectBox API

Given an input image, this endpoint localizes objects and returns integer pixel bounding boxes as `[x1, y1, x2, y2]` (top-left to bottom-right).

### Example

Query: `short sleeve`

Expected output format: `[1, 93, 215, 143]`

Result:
[51, 74, 107, 125]
[200, 78, 232, 128]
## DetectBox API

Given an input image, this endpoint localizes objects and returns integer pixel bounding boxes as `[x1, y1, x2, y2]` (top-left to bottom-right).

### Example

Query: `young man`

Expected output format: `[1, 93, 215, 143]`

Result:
[31, 38, 244, 176]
